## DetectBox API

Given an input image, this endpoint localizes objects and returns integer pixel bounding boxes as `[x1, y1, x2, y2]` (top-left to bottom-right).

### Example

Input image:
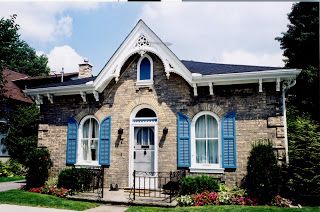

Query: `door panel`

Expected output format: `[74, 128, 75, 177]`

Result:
[133, 127, 156, 189]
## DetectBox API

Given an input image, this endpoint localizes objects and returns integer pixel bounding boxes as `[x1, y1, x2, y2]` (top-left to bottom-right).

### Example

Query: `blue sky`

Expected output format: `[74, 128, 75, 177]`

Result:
[0, 2, 293, 75]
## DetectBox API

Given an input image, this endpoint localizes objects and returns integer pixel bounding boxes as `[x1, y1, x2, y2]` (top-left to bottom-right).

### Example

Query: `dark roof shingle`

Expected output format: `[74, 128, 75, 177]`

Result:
[181, 60, 283, 75]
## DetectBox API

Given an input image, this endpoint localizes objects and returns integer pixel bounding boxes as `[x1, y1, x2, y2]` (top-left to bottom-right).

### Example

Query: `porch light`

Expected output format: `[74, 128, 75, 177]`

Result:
[118, 128, 123, 135]
[163, 127, 168, 135]
[118, 128, 124, 143]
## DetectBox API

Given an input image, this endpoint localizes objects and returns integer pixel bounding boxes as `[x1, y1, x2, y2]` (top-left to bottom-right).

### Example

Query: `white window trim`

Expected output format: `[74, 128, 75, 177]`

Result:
[190, 111, 224, 173]
[76, 115, 100, 166]
[136, 54, 154, 86]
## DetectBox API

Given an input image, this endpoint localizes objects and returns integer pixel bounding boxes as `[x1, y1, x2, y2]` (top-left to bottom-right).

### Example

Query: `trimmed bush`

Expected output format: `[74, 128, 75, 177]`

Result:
[242, 139, 280, 204]
[180, 175, 219, 195]
[57, 168, 93, 193]
[25, 148, 52, 188]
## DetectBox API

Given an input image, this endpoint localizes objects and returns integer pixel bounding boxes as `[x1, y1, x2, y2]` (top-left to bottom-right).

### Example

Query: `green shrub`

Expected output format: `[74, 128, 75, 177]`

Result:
[242, 139, 280, 204]
[5, 159, 26, 176]
[0, 161, 12, 177]
[176, 195, 193, 206]
[45, 177, 58, 188]
[25, 148, 52, 189]
[282, 114, 320, 205]
[57, 168, 93, 193]
[180, 175, 219, 195]
[0, 159, 25, 177]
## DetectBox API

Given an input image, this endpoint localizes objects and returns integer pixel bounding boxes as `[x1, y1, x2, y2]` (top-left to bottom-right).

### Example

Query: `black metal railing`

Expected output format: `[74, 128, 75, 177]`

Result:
[69, 166, 104, 200]
[131, 170, 186, 203]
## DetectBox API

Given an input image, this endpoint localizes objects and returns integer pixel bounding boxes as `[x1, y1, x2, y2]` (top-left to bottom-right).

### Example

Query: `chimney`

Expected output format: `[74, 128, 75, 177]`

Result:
[78, 58, 93, 78]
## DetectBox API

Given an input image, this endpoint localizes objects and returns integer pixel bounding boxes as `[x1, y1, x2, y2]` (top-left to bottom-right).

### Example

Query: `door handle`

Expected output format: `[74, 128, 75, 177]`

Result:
[134, 151, 136, 159]
[144, 150, 147, 155]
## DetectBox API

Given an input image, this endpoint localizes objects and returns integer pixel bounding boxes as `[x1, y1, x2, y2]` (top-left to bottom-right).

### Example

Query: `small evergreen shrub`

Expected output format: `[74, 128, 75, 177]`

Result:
[242, 139, 280, 204]
[180, 175, 219, 195]
[57, 168, 93, 193]
[284, 113, 320, 205]
[25, 148, 52, 188]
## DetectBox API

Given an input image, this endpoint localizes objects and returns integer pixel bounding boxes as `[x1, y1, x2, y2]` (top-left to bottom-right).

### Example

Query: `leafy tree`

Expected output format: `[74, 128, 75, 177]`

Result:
[276, 3, 320, 205]
[243, 139, 280, 204]
[281, 110, 320, 205]
[276, 2, 319, 120]
[5, 105, 38, 164]
[5, 105, 52, 188]
[0, 14, 50, 77]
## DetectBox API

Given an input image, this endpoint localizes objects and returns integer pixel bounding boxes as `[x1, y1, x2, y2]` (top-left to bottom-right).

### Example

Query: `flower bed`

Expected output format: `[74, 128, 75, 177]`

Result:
[29, 185, 70, 198]
[177, 182, 293, 208]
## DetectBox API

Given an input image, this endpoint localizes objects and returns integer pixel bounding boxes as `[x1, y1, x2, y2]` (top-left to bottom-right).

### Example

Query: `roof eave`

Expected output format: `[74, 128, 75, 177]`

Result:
[192, 69, 301, 86]
[24, 84, 95, 96]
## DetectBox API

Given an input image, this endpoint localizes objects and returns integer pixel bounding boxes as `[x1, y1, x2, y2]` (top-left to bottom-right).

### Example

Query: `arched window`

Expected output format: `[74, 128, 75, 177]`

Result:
[79, 116, 99, 163]
[191, 112, 220, 170]
[137, 55, 153, 85]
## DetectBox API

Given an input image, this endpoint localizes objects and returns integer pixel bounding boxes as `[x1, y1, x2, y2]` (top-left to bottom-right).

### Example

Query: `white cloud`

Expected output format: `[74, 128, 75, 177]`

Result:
[47, 45, 83, 74]
[139, 2, 292, 67]
[55, 16, 73, 38]
[0, 2, 98, 43]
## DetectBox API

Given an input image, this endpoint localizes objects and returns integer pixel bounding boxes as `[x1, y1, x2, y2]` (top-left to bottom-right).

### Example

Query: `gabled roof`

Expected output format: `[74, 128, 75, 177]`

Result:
[23, 20, 301, 98]
[181, 60, 283, 75]
[2, 69, 33, 103]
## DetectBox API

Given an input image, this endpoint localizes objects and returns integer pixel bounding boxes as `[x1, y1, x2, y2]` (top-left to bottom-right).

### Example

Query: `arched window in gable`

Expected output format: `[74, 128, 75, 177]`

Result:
[137, 54, 153, 85]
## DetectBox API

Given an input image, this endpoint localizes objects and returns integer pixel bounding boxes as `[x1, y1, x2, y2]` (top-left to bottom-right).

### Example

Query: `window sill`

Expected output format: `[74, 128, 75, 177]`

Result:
[189, 167, 224, 174]
[135, 80, 153, 87]
[75, 162, 100, 167]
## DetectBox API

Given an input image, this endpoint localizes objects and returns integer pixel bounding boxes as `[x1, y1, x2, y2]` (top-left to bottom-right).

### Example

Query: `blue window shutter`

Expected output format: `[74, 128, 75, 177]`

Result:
[66, 117, 78, 165]
[140, 57, 151, 80]
[222, 112, 237, 168]
[177, 112, 191, 168]
[99, 116, 111, 166]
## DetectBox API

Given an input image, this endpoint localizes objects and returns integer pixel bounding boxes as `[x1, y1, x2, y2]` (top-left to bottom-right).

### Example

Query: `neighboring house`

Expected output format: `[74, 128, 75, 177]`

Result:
[23, 20, 300, 187]
[0, 69, 33, 162]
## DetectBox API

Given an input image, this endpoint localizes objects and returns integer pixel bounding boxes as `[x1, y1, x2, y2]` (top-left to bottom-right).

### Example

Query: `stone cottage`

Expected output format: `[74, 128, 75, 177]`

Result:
[24, 20, 300, 187]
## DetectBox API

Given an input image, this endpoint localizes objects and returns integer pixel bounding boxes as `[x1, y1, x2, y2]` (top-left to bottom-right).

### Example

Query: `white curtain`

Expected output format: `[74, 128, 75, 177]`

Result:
[142, 128, 148, 145]
[207, 115, 218, 138]
[195, 114, 219, 164]
[196, 115, 206, 163]
[82, 118, 99, 161]
[83, 120, 89, 138]
[196, 140, 206, 163]
[195, 115, 206, 138]
[149, 128, 154, 145]
[208, 139, 218, 164]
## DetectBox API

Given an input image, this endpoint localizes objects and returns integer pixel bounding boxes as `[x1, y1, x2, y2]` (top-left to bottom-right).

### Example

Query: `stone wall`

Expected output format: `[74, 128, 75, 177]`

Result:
[38, 53, 286, 187]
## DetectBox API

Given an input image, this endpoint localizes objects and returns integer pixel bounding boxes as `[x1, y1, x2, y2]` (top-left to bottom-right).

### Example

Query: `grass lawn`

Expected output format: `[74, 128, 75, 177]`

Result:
[0, 176, 25, 183]
[0, 189, 99, 211]
[126, 205, 320, 212]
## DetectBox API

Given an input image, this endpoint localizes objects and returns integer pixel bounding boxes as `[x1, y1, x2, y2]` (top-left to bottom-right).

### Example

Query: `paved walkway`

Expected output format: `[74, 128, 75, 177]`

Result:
[86, 205, 128, 212]
[0, 180, 25, 192]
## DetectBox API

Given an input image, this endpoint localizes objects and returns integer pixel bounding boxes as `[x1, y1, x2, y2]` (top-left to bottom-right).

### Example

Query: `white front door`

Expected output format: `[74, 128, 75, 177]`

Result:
[133, 127, 156, 189]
